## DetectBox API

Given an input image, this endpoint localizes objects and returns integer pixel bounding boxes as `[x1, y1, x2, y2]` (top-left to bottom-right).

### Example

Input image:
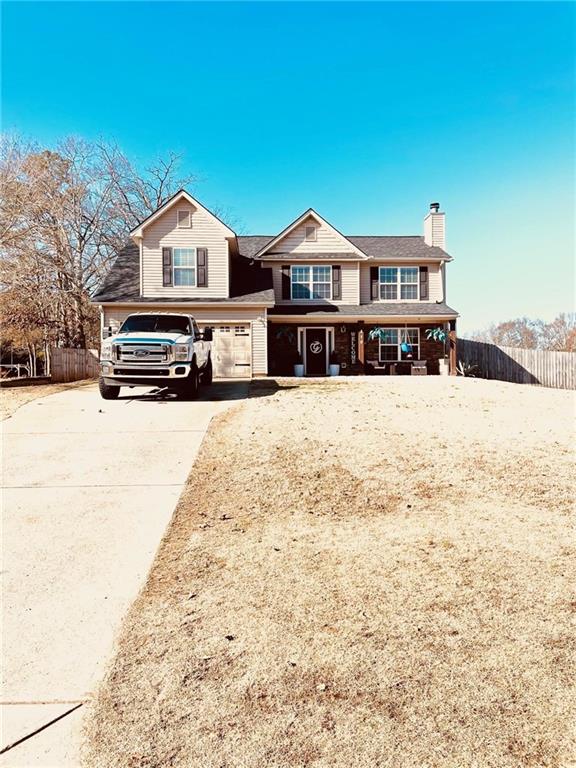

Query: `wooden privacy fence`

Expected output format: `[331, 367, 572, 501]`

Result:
[459, 339, 576, 390]
[50, 348, 100, 383]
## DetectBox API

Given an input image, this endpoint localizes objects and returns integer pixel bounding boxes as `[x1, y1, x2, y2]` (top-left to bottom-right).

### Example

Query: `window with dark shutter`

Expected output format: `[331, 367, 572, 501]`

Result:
[370, 267, 379, 300]
[197, 248, 208, 287]
[162, 247, 173, 286]
[419, 266, 429, 300]
[332, 265, 341, 300]
[281, 265, 291, 299]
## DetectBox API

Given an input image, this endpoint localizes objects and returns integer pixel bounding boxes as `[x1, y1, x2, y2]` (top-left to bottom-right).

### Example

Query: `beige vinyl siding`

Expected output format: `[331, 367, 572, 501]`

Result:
[250, 313, 268, 375]
[429, 263, 443, 302]
[424, 212, 446, 249]
[141, 201, 230, 298]
[359, 263, 443, 304]
[264, 261, 360, 305]
[101, 305, 268, 375]
[270, 216, 359, 254]
[431, 217, 445, 249]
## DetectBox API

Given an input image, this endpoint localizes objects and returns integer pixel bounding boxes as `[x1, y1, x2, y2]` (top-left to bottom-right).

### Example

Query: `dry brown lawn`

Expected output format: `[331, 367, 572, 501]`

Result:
[83, 378, 575, 768]
[0, 379, 95, 419]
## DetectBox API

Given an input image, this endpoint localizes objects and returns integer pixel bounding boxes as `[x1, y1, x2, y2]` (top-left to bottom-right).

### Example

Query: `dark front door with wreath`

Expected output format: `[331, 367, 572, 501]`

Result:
[305, 328, 327, 376]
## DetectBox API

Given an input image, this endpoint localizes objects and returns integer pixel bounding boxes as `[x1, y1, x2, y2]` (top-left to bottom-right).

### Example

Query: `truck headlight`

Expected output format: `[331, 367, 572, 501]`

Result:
[101, 342, 112, 360]
[173, 344, 189, 361]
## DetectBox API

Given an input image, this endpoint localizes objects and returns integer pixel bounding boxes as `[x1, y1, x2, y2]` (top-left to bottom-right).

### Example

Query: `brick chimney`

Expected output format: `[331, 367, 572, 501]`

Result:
[423, 202, 445, 249]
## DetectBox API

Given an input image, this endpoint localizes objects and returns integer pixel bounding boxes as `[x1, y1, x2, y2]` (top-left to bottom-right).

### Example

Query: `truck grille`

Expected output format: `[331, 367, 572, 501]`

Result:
[114, 368, 170, 377]
[117, 344, 169, 363]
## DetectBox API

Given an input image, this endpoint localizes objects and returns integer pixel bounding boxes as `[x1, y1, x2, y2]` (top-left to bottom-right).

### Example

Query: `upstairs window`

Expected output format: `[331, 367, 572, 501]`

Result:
[291, 265, 332, 300]
[177, 209, 192, 228]
[173, 248, 196, 286]
[379, 266, 419, 300]
[305, 225, 317, 242]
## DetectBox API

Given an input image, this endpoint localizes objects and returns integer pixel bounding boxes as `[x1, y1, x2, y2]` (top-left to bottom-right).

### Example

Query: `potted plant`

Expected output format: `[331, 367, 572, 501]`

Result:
[425, 326, 449, 375]
[329, 349, 340, 376]
[293, 351, 304, 377]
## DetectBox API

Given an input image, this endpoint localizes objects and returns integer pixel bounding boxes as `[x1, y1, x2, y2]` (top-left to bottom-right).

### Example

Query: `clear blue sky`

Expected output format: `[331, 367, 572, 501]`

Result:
[3, 1, 574, 332]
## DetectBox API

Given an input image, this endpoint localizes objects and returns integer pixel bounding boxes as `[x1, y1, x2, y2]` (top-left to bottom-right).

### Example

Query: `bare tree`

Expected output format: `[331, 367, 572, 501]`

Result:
[0, 135, 198, 355]
[97, 143, 198, 226]
[489, 318, 540, 348]
[537, 313, 576, 352]
[466, 314, 576, 351]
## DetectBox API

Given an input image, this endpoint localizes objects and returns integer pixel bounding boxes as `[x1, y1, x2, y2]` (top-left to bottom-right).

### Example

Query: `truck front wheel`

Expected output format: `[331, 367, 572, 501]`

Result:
[179, 362, 199, 400]
[202, 357, 213, 386]
[99, 377, 120, 400]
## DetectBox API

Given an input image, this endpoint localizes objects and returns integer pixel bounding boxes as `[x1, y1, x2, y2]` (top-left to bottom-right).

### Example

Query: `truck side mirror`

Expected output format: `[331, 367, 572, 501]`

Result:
[202, 328, 213, 342]
[107, 326, 113, 338]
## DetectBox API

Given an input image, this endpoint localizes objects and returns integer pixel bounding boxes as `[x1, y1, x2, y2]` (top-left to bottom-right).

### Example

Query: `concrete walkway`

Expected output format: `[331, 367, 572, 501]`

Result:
[1, 381, 249, 766]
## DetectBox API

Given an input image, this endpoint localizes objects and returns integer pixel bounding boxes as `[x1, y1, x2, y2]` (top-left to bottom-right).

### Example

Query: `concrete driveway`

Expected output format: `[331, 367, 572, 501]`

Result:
[1, 381, 249, 766]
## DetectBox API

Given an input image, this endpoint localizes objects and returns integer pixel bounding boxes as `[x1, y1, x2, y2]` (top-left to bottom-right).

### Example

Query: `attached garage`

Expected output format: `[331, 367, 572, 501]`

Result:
[206, 324, 252, 378]
[100, 305, 269, 378]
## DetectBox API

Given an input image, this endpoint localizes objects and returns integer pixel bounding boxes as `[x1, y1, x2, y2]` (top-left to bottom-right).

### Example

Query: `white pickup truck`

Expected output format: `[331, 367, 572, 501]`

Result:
[99, 312, 213, 400]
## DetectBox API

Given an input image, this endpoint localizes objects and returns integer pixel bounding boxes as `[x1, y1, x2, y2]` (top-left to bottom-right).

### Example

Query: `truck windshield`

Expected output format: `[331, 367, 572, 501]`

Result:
[119, 315, 191, 335]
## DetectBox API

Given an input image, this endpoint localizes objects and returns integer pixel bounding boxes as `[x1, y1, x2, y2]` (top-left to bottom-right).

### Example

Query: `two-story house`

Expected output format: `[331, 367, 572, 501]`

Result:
[93, 190, 459, 377]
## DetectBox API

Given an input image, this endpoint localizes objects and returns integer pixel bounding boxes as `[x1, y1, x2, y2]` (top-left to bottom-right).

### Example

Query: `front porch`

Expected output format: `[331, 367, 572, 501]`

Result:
[267, 320, 456, 376]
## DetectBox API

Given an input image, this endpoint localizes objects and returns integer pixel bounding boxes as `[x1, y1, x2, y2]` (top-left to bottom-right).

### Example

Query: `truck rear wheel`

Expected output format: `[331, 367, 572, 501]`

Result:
[99, 377, 120, 400]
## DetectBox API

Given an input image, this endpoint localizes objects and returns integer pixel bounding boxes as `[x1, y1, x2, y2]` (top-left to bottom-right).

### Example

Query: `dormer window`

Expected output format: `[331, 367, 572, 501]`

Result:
[177, 209, 192, 228]
[305, 225, 317, 242]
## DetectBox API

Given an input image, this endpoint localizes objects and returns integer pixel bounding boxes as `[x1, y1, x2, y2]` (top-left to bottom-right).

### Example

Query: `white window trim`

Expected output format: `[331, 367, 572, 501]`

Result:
[377, 266, 420, 302]
[378, 327, 420, 362]
[173, 247, 197, 287]
[290, 264, 332, 301]
[177, 209, 192, 228]
[304, 225, 317, 242]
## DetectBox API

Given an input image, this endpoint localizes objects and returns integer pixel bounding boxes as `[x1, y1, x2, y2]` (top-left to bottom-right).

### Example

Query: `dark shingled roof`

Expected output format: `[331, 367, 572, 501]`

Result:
[237, 236, 273, 259]
[92, 243, 274, 304]
[93, 243, 140, 302]
[268, 302, 458, 317]
[348, 236, 450, 261]
[237, 235, 451, 261]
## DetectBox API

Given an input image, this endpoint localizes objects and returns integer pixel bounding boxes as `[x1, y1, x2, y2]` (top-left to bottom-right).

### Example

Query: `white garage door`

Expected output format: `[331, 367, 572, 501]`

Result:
[209, 324, 252, 379]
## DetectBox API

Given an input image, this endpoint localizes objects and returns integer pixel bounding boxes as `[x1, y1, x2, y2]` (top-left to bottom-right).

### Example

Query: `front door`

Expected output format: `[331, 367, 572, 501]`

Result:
[305, 328, 327, 375]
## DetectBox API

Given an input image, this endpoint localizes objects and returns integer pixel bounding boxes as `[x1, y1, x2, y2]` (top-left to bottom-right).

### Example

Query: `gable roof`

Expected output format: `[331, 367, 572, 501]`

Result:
[130, 189, 236, 239]
[252, 209, 369, 260]
[237, 235, 451, 261]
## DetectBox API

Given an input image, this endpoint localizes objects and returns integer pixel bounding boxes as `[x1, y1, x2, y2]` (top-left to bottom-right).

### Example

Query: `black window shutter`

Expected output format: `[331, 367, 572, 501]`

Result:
[370, 266, 379, 300]
[162, 247, 173, 286]
[419, 266, 428, 300]
[197, 248, 207, 287]
[281, 265, 291, 299]
[332, 265, 341, 299]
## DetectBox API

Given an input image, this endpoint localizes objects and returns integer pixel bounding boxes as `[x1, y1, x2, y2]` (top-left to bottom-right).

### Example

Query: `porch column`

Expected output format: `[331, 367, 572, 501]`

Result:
[449, 319, 457, 375]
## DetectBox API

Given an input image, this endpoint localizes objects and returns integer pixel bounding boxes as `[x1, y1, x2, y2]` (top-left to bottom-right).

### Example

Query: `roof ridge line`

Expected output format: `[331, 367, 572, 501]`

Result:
[239, 234, 424, 239]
